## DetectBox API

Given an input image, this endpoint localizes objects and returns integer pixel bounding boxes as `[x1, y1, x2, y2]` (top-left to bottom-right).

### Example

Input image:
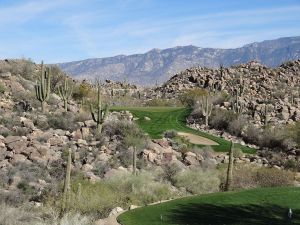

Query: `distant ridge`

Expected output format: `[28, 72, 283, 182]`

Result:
[57, 36, 300, 85]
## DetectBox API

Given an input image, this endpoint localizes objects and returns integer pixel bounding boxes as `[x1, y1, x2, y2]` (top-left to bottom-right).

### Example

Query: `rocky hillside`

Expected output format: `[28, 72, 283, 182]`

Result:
[156, 60, 300, 127]
[58, 36, 300, 85]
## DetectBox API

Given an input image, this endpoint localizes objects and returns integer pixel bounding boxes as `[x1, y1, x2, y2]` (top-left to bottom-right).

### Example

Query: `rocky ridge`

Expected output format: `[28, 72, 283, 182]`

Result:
[156, 60, 300, 126]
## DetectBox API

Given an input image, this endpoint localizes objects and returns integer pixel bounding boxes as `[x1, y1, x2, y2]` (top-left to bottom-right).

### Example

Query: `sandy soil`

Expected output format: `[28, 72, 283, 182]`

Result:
[177, 132, 219, 145]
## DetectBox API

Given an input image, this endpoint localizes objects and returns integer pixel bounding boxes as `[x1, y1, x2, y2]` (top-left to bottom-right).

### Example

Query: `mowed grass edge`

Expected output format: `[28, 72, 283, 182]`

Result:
[118, 187, 300, 225]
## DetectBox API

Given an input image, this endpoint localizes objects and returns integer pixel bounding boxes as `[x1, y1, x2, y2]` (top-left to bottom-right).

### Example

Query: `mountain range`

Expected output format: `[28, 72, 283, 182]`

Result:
[57, 36, 300, 86]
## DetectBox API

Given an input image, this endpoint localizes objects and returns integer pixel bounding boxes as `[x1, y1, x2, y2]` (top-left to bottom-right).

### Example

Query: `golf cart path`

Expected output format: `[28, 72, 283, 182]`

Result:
[177, 132, 219, 145]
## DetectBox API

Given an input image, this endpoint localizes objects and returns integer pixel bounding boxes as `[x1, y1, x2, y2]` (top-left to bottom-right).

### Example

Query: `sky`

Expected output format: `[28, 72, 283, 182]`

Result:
[0, 0, 300, 63]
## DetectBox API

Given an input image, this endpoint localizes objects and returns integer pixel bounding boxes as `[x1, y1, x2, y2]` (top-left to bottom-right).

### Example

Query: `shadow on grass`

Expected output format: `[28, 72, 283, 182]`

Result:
[166, 204, 300, 225]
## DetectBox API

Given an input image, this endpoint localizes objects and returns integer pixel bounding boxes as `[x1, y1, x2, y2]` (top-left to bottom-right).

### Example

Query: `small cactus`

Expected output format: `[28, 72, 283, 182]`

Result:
[62, 149, 72, 213]
[34, 61, 51, 112]
[58, 78, 73, 111]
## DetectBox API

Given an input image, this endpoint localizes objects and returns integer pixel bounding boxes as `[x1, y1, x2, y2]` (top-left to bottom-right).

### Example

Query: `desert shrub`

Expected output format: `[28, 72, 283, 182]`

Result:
[145, 98, 174, 107]
[118, 147, 134, 168]
[210, 108, 235, 130]
[259, 128, 285, 150]
[49, 65, 67, 91]
[0, 204, 93, 225]
[47, 112, 78, 131]
[179, 88, 207, 107]
[171, 135, 193, 154]
[92, 161, 111, 177]
[228, 164, 258, 190]
[233, 147, 244, 158]
[58, 212, 93, 225]
[103, 119, 135, 137]
[164, 130, 177, 139]
[0, 126, 12, 137]
[12, 127, 30, 136]
[74, 110, 91, 123]
[284, 159, 300, 172]
[242, 124, 261, 145]
[0, 204, 44, 225]
[0, 112, 21, 130]
[254, 167, 294, 187]
[228, 116, 247, 137]
[106, 170, 173, 206]
[290, 122, 300, 147]
[174, 168, 220, 194]
[32, 115, 50, 130]
[194, 146, 214, 159]
[161, 162, 183, 184]
[66, 179, 122, 218]
[0, 82, 6, 94]
[220, 165, 294, 190]
[72, 81, 93, 101]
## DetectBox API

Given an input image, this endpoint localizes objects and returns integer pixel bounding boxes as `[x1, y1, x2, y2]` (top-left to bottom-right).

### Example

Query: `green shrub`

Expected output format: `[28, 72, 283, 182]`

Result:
[174, 168, 220, 194]
[67, 179, 122, 217]
[106, 171, 173, 206]
[0, 82, 5, 94]
[145, 98, 175, 107]
[210, 108, 235, 130]
[233, 147, 244, 158]
[291, 122, 300, 147]
[284, 159, 300, 171]
[47, 112, 78, 131]
[228, 116, 247, 137]
[164, 130, 177, 139]
[179, 88, 207, 107]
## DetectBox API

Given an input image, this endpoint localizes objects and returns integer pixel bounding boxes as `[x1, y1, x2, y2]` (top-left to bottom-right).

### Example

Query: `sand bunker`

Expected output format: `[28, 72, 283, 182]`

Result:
[177, 132, 219, 145]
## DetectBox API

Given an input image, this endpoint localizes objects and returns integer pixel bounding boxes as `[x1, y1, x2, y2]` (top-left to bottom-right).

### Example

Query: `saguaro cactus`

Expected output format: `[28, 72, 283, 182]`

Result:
[225, 141, 234, 191]
[62, 149, 72, 212]
[133, 147, 137, 176]
[233, 91, 244, 115]
[201, 95, 213, 127]
[262, 104, 270, 127]
[35, 61, 51, 112]
[90, 83, 109, 133]
[58, 78, 73, 111]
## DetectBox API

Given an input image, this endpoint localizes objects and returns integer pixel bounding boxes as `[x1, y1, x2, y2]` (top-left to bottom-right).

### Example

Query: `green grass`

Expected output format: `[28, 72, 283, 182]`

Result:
[118, 187, 300, 225]
[111, 106, 255, 153]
